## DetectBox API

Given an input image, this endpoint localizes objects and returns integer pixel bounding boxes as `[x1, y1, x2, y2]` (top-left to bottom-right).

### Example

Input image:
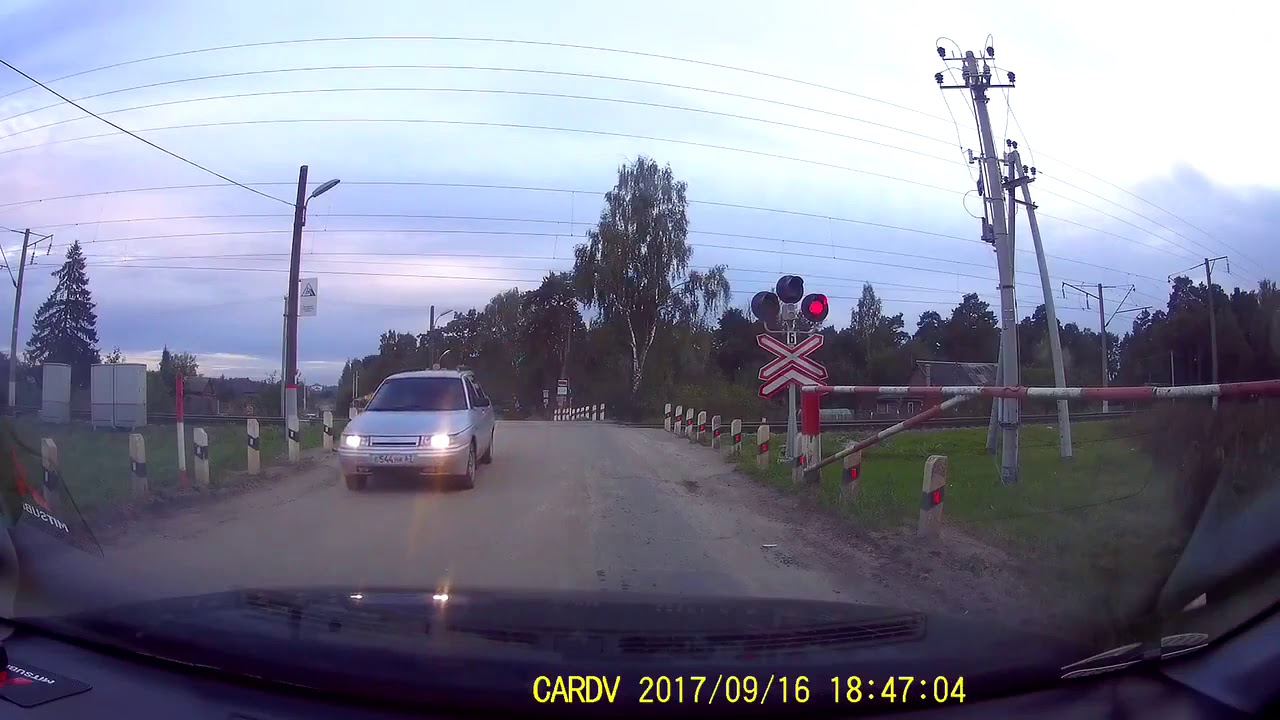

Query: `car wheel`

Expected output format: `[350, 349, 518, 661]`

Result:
[457, 443, 476, 489]
[345, 474, 367, 491]
[480, 430, 494, 464]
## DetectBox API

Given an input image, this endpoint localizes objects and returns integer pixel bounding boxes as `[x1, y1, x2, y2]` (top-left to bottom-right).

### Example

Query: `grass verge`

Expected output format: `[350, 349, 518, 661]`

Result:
[5, 416, 348, 516]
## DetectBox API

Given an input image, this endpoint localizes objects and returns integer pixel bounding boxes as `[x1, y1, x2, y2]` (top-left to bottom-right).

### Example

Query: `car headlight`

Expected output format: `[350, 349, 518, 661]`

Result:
[428, 433, 450, 449]
[342, 434, 363, 449]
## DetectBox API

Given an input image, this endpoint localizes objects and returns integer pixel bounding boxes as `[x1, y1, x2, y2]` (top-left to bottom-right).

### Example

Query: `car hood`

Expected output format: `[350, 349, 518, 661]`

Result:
[348, 409, 474, 436]
[37, 585, 1091, 712]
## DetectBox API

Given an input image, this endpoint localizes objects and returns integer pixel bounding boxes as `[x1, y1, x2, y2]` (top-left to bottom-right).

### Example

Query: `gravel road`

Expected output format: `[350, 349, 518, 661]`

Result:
[43, 422, 1033, 624]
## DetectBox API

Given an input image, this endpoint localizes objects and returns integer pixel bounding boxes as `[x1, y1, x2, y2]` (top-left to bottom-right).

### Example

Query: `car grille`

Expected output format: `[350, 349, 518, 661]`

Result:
[368, 436, 421, 448]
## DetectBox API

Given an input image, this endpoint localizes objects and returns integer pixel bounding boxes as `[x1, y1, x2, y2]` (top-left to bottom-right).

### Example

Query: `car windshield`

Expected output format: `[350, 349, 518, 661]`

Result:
[364, 377, 468, 412]
[0, 4, 1276, 712]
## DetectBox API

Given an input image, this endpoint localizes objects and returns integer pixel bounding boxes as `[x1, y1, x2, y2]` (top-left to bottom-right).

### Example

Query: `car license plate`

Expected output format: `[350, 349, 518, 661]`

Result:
[372, 454, 414, 465]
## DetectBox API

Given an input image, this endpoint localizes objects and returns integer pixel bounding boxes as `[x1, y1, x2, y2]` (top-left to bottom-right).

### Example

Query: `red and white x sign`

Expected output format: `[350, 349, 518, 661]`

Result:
[756, 333, 828, 398]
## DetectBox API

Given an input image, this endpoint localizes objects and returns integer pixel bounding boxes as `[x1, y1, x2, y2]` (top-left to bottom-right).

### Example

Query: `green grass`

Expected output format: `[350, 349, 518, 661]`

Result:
[4, 416, 348, 516]
[721, 419, 1183, 634]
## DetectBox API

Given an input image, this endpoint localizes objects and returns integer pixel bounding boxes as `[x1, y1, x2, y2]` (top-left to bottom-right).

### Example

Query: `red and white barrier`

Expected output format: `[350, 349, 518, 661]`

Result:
[802, 379, 1280, 401]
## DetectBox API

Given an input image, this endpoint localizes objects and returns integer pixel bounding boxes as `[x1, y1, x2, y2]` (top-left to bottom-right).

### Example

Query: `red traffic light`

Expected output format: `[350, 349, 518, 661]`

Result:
[750, 291, 781, 323]
[800, 293, 829, 323]
[776, 275, 805, 304]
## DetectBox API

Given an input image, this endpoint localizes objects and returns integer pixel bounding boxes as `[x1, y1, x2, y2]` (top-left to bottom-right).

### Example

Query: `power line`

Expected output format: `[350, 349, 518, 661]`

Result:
[0, 64, 960, 152]
[0, 58, 291, 208]
[8, 35, 1250, 273]
[12, 181, 1178, 286]
[0, 117, 967, 198]
[0, 35, 953, 125]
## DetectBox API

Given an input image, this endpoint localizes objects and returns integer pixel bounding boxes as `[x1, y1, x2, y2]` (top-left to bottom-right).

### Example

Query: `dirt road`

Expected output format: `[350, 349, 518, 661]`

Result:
[52, 422, 1031, 623]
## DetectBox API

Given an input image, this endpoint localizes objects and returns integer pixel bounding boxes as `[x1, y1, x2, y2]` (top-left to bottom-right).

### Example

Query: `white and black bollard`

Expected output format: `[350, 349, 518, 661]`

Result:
[287, 414, 300, 463]
[40, 438, 62, 513]
[349, 406, 358, 420]
[841, 448, 863, 501]
[322, 410, 334, 451]
[919, 455, 947, 538]
[693, 410, 706, 444]
[128, 433, 148, 496]
[729, 419, 742, 458]
[193, 428, 210, 488]
[663, 403, 672, 432]
[711, 414, 721, 450]
[674, 405, 683, 436]
[685, 407, 695, 438]
[756, 423, 770, 468]
[246, 419, 261, 475]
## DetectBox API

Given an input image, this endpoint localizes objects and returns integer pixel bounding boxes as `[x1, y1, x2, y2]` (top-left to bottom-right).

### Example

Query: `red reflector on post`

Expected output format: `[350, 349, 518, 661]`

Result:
[932, 489, 942, 504]
[847, 466, 859, 480]
[759, 442, 769, 453]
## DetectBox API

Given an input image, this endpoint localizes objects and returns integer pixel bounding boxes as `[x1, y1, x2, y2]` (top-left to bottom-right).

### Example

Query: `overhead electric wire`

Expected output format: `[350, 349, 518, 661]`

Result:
[0, 64, 960, 151]
[15, 183, 1177, 284]
[0, 58, 291, 208]
[8, 34, 1252, 274]
[0, 35, 954, 125]
[0, 117, 967, 198]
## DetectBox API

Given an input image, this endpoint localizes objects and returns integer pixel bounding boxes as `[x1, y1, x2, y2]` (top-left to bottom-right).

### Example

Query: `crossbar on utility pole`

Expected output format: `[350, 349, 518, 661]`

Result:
[1062, 281, 1149, 413]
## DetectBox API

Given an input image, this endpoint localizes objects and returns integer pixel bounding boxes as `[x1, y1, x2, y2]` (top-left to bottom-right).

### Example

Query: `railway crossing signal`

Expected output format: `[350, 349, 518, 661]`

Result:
[749, 275, 830, 459]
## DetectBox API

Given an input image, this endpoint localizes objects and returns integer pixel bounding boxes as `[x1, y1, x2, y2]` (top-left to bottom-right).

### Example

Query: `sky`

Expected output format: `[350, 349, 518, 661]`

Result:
[0, 0, 1276, 384]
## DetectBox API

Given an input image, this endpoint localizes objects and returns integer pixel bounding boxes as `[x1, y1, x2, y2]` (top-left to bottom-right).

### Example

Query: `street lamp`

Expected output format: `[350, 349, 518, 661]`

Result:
[283, 165, 340, 459]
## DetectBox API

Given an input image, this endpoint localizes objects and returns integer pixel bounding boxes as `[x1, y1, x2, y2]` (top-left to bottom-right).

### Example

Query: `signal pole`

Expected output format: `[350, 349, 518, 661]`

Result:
[939, 45, 1021, 484]
[4, 228, 52, 414]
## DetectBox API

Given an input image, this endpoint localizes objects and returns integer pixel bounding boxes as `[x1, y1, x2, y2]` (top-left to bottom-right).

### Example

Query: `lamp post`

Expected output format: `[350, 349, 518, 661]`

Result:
[284, 166, 339, 447]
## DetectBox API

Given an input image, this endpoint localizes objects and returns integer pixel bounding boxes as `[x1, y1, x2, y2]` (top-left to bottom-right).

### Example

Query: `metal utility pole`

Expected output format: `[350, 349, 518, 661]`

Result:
[1204, 256, 1226, 410]
[428, 305, 455, 368]
[283, 166, 340, 430]
[1166, 256, 1227, 409]
[940, 45, 1020, 484]
[1007, 146, 1072, 458]
[5, 228, 51, 414]
[1062, 282, 1148, 413]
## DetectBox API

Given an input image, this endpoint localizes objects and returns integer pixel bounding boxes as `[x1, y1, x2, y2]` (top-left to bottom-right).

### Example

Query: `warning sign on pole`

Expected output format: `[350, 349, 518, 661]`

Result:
[756, 333, 827, 398]
[300, 277, 319, 317]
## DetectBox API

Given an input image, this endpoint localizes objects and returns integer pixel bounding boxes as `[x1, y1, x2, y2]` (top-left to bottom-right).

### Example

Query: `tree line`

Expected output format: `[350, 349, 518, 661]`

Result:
[337, 156, 1279, 420]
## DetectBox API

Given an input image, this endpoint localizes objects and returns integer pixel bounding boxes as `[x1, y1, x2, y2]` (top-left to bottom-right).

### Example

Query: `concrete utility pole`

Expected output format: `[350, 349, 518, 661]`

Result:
[5, 228, 51, 414]
[283, 166, 339, 429]
[279, 295, 287, 416]
[1006, 147, 1072, 458]
[1097, 283, 1108, 413]
[939, 45, 1020, 484]
[428, 305, 455, 368]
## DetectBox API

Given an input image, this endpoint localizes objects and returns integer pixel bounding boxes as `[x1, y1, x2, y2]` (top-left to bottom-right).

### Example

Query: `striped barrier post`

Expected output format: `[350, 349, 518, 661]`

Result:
[673, 405, 683, 436]
[349, 406, 357, 420]
[685, 407, 694, 438]
[246, 419, 260, 475]
[597, 403, 604, 421]
[841, 449, 863, 501]
[40, 438, 62, 514]
[729, 419, 742, 458]
[919, 455, 947, 538]
[322, 410, 334, 451]
[795, 388, 822, 484]
[693, 410, 706, 444]
[128, 433, 148, 496]
[193, 428, 210, 488]
[711, 414, 721, 450]
[756, 423, 770, 467]
[287, 413, 300, 463]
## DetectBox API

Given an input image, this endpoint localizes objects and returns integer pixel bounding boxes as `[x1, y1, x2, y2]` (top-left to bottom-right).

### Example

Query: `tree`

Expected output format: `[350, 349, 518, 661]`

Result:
[711, 308, 761, 383]
[104, 347, 125, 363]
[172, 352, 199, 377]
[25, 240, 100, 385]
[849, 283, 883, 364]
[522, 272, 585, 384]
[158, 346, 175, 390]
[939, 293, 999, 362]
[572, 155, 730, 397]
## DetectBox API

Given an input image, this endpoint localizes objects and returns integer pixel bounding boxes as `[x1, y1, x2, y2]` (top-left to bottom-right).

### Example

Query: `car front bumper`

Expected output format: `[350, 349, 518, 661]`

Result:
[338, 444, 470, 477]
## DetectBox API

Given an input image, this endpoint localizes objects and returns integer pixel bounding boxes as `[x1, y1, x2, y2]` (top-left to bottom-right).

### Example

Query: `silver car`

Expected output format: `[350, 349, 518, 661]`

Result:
[338, 369, 496, 490]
